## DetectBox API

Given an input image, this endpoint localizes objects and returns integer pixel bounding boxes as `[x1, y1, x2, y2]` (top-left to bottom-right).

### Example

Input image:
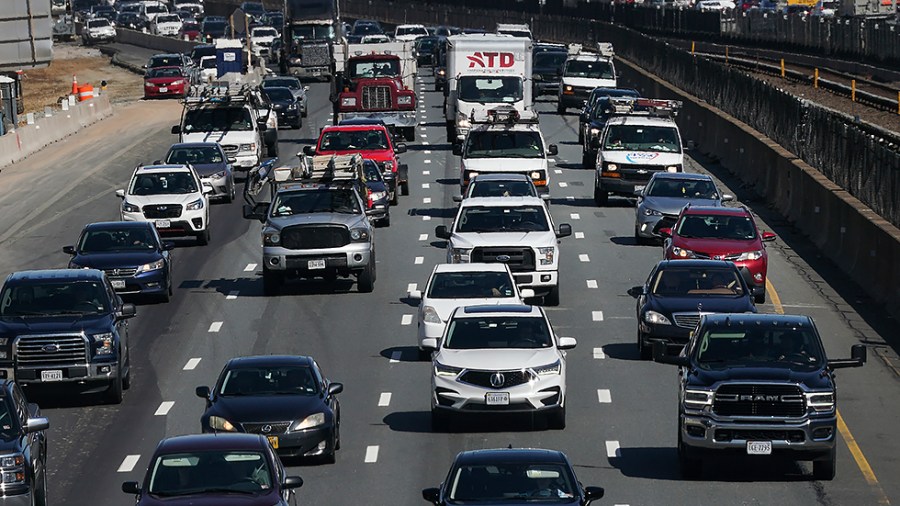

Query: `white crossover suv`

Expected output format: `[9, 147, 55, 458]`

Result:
[116, 164, 213, 245]
[425, 304, 576, 430]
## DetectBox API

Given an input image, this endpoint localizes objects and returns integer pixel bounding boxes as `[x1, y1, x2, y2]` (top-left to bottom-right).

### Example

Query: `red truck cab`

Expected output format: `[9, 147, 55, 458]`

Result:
[335, 54, 417, 141]
[304, 124, 409, 203]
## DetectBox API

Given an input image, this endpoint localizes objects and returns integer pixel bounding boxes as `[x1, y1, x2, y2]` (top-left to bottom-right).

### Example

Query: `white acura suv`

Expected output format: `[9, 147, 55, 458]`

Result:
[117, 164, 212, 245]
[425, 304, 575, 431]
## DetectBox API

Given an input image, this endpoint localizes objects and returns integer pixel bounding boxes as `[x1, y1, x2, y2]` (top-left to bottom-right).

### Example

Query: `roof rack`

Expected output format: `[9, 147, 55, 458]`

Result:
[184, 81, 254, 105]
[602, 97, 681, 118]
[568, 42, 614, 57]
[470, 106, 539, 125]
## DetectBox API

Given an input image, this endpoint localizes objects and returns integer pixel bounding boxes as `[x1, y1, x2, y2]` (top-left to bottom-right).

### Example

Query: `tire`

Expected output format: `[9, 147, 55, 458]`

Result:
[106, 369, 124, 404]
[547, 405, 566, 430]
[379, 213, 391, 227]
[594, 184, 609, 206]
[431, 409, 450, 432]
[400, 182, 410, 196]
[544, 284, 560, 307]
[754, 290, 766, 304]
[224, 182, 235, 203]
[677, 424, 702, 479]
[578, 127, 584, 144]
[389, 187, 398, 205]
[293, 119, 302, 129]
[638, 331, 652, 360]
[634, 227, 652, 246]
[403, 127, 415, 142]
[196, 228, 210, 246]
[262, 268, 283, 296]
[34, 465, 48, 506]
[813, 449, 836, 481]
[357, 261, 375, 293]
[557, 103, 566, 115]
[582, 151, 593, 170]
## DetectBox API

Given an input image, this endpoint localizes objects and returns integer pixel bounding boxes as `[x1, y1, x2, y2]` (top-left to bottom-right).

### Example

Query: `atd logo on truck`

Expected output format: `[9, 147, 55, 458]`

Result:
[467, 52, 516, 69]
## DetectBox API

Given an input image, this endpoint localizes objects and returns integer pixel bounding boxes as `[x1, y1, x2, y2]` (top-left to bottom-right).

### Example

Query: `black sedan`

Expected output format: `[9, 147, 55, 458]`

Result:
[196, 355, 342, 463]
[628, 259, 757, 360]
[262, 87, 302, 129]
[423, 448, 604, 505]
[63, 221, 174, 302]
[363, 159, 391, 226]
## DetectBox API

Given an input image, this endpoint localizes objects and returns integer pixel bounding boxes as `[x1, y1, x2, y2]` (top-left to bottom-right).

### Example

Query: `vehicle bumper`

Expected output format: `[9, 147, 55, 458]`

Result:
[534, 82, 560, 95]
[639, 321, 692, 344]
[680, 413, 836, 459]
[635, 213, 678, 239]
[288, 65, 331, 79]
[432, 375, 564, 413]
[599, 176, 648, 197]
[509, 270, 558, 296]
[228, 153, 260, 170]
[558, 92, 588, 108]
[144, 86, 187, 99]
[366, 202, 389, 221]
[85, 34, 115, 43]
[736, 264, 767, 297]
[200, 175, 231, 198]
[271, 425, 336, 458]
[107, 268, 168, 296]
[262, 244, 372, 275]
[275, 109, 301, 124]
[7, 361, 121, 392]
[122, 212, 207, 235]
[339, 111, 417, 129]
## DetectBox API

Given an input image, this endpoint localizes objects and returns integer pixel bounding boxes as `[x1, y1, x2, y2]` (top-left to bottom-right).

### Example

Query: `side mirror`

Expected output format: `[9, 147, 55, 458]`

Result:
[829, 344, 867, 369]
[421, 338, 438, 350]
[452, 195, 462, 203]
[63, 245, 76, 255]
[327, 382, 344, 396]
[115, 189, 126, 199]
[283, 476, 304, 490]
[653, 341, 690, 366]
[658, 227, 672, 238]
[118, 303, 137, 319]
[547, 144, 558, 156]
[202, 183, 214, 195]
[434, 225, 450, 240]
[721, 193, 734, 202]
[633, 188, 644, 197]
[303, 145, 316, 156]
[24, 416, 49, 433]
[519, 288, 535, 299]
[584, 486, 605, 503]
[627, 286, 644, 298]
[121, 481, 141, 495]
[589, 138, 600, 150]
[540, 193, 550, 202]
[394, 143, 408, 154]
[452, 144, 463, 156]
[557, 336, 577, 350]
[532, 74, 543, 82]
[408, 289, 423, 300]
[422, 487, 440, 504]
[243, 203, 269, 223]
[303, 86, 310, 91]
[556, 223, 572, 238]
[162, 241, 175, 251]
[195, 385, 210, 399]
[761, 231, 777, 242]
[171, 125, 181, 134]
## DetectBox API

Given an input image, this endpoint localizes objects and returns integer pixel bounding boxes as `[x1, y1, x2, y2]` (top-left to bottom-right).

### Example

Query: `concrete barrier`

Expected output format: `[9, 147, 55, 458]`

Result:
[0, 94, 113, 169]
[115, 28, 198, 55]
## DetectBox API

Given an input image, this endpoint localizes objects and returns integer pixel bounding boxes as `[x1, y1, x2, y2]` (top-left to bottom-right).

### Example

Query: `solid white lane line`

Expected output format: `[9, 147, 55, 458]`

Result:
[593, 347, 606, 359]
[423, 197, 432, 204]
[606, 441, 621, 458]
[597, 389, 612, 403]
[422, 216, 432, 221]
[407, 283, 417, 293]
[592, 311, 604, 321]
[570, 213, 580, 220]
[378, 393, 392, 407]
[554, 169, 562, 174]
[423, 170, 431, 175]
[365, 445, 380, 463]
[155, 401, 175, 416]
[401, 315, 413, 325]
[208, 322, 223, 333]
[183, 358, 201, 370]
[579, 254, 590, 262]
[587, 280, 598, 289]
[244, 263, 257, 272]
[415, 256, 424, 264]
[117, 455, 140, 473]
[419, 234, 428, 241]
[226, 291, 239, 300]
[390, 351, 402, 363]
[575, 232, 585, 239]
[422, 183, 431, 189]
[558, 182, 568, 188]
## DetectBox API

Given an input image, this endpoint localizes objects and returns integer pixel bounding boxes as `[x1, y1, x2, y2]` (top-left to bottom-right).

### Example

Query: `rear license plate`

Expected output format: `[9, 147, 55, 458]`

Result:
[747, 441, 772, 455]
[485, 392, 510, 405]
[159, 87, 168, 93]
[308, 259, 326, 270]
[111, 280, 126, 289]
[267, 436, 279, 449]
[41, 370, 63, 382]
[155, 219, 170, 229]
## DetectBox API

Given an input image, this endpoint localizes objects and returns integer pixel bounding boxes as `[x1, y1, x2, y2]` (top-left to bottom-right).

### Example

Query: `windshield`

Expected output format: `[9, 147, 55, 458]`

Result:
[191, 46, 216, 60]
[456, 206, 549, 233]
[200, 57, 216, 69]
[319, 129, 388, 151]
[416, 38, 437, 51]
[149, 55, 182, 68]
[428, 272, 515, 298]
[533, 52, 567, 69]
[603, 124, 681, 153]
[469, 180, 536, 198]
[148, 450, 272, 497]
[146, 5, 165, 14]
[147, 67, 183, 78]
[241, 2, 264, 14]
[448, 463, 576, 502]
[182, 21, 199, 30]
[166, 146, 223, 165]
[499, 30, 531, 38]
[445, 316, 552, 349]
[349, 59, 400, 79]
[271, 189, 360, 216]
[362, 161, 384, 182]
[78, 227, 157, 253]
[183, 107, 253, 132]
[697, 327, 825, 368]
[0, 281, 109, 316]
[203, 21, 227, 33]
[564, 59, 614, 79]
[397, 26, 427, 36]
[646, 178, 718, 199]
[676, 214, 757, 240]
[263, 78, 300, 90]
[263, 88, 294, 102]
[651, 268, 743, 296]
[291, 24, 334, 40]
[219, 366, 318, 396]
[87, 19, 109, 28]
[253, 27, 277, 37]
[157, 14, 179, 23]
[129, 171, 198, 195]
[352, 24, 381, 35]
[465, 131, 543, 159]
[458, 76, 523, 103]
[0, 401, 15, 436]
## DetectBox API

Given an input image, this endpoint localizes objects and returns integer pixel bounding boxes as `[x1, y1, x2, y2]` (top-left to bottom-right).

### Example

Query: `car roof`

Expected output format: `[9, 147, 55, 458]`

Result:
[224, 355, 314, 368]
[681, 205, 749, 216]
[569, 54, 611, 62]
[455, 448, 568, 465]
[471, 122, 541, 133]
[460, 196, 546, 207]
[6, 269, 105, 283]
[322, 125, 389, 133]
[433, 263, 512, 274]
[454, 304, 542, 318]
[590, 87, 639, 97]
[471, 173, 531, 182]
[649, 172, 713, 181]
[702, 313, 814, 329]
[156, 433, 269, 454]
[656, 259, 737, 270]
[136, 163, 193, 173]
[168, 142, 222, 150]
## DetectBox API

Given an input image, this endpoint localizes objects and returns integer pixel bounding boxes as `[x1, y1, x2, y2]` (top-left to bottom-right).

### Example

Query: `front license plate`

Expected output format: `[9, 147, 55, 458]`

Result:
[267, 436, 279, 449]
[159, 87, 168, 93]
[41, 370, 63, 382]
[485, 392, 510, 405]
[747, 441, 772, 455]
[308, 259, 326, 270]
[111, 280, 126, 289]
[155, 219, 170, 229]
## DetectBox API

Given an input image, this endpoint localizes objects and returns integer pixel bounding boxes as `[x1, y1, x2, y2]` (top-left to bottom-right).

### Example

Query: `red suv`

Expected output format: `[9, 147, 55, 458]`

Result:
[660, 206, 776, 303]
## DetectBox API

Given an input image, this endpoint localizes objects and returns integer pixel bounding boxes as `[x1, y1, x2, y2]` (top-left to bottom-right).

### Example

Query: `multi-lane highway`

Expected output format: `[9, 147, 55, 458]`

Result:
[3, 52, 899, 505]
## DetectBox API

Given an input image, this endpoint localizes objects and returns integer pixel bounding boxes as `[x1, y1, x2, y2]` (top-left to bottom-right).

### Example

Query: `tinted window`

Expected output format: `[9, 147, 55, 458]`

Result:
[320, 130, 388, 151]
[603, 124, 681, 153]
[156, 14, 180, 23]
[263, 78, 300, 90]
[469, 180, 536, 198]
[428, 272, 515, 299]
[148, 451, 272, 496]
[445, 316, 551, 349]
[465, 131, 543, 159]
[564, 59, 614, 79]
[650, 268, 743, 296]
[147, 67, 183, 78]
[362, 161, 384, 183]
[448, 463, 576, 502]
[696, 327, 825, 368]
[0, 281, 109, 316]
[149, 55, 182, 68]
[676, 214, 757, 240]
[87, 19, 110, 28]
[130, 171, 198, 195]
[646, 178, 718, 199]
[456, 206, 549, 233]
[458, 76, 523, 103]
[271, 189, 360, 216]
[79, 227, 157, 252]
[533, 52, 567, 68]
[263, 88, 294, 102]
[349, 59, 400, 79]
[219, 366, 318, 396]
[166, 146, 223, 165]
[183, 108, 253, 132]
[0, 399, 16, 436]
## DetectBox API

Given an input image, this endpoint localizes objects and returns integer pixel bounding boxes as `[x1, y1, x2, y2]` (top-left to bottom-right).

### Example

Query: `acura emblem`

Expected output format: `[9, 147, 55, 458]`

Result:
[158, 206, 167, 210]
[42, 344, 59, 353]
[490, 372, 505, 388]
[495, 255, 511, 262]
[261, 424, 272, 434]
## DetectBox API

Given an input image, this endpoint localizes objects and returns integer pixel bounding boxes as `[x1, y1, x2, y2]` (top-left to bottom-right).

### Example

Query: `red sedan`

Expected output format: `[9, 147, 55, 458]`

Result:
[143, 66, 189, 99]
[179, 21, 201, 41]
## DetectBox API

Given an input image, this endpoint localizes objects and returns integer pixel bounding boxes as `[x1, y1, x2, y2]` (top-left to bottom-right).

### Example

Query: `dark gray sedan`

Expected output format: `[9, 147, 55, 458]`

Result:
[633, 172, 732, 244]
[163, 142, 235, 203]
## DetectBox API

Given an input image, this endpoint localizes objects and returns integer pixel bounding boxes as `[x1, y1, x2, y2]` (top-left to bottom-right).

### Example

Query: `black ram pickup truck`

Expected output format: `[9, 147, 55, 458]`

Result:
[0, 379, 49, 506]
[654, 313, 865, 481]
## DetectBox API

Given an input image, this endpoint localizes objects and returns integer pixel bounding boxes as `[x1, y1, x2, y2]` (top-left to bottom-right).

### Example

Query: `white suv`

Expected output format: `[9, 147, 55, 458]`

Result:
[116, 164, 213, 245]
[425, 304, 576, 430]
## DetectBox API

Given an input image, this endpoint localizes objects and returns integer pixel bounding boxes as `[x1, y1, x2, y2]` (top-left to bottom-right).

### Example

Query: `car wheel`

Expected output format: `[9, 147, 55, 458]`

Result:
[380, 212, 390, 227]
[634, 227, 652, 246]
[678, 422, 702, 479]
[106, 369, 124, 404]
[594, 184, 609, 206]
[262, 267, 283, 296]
[224, 183, 235, 203]
[557, 103, 566, 115]
[389, 188, 398, 205]
[812, 448, 836, 481]
[403, 127, 415, 142]
[431, 408, 450, 432]
[400, 182, 410, 196]
[547, 405, 566, 430]
[293, 119, 302, 129]
[638, 331, 651, 360]
[196, 228, 210, 246]
[544, 284, 560, 306]
[578, 128, 584, 144]
[357, 261, 375, 293]
[754, 290, 766, 304]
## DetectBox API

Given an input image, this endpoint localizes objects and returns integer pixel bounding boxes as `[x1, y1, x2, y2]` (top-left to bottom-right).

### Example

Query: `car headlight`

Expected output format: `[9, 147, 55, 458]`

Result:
[563, 85, 574, 94]
[434, 362, 462, 377]
[92, 332, 114, 354]
[209, 415, 237, 432]
[186, 198, 204, 211]
[292, 412, 326, 430]
[666, 165, 682, 172]
[806, 392, 835, 412]
[590, 127, 600, 135]
[397, 95, 412, 105]
[538, 246, 555, 265]
[263, 230, 280, 246]
[290, 57, 302, 65]
[422, 305, 441, 324]
[643, 207, 663, 217]
[533, 360, 561, 376]
[136, 258, 165, 273]
[736, 250, 763, 261]
[369, 191, 387, 201]
[341, 96, 357, 107]
[450, 247, 471, 262]
[672, 246, 696, 258]
[604, 163, 618, 172]
[643, 310, 672, 325]
[240, 143, 256, 152]
[209, 170, 226, 180]
[438, 69, 446, 76]
[350, 228, 370, 242]
[465, 171, 478, 181]
[456, 113, 470, 128]
[122, 201, 140, 213]
[530, 171, 543, 180]
[0, 453, 25, 485]
[683, 388, 714, 407]
[170, 80, 184, 86]
[382, 161, 395, 173]
[144, 82, 155, 87]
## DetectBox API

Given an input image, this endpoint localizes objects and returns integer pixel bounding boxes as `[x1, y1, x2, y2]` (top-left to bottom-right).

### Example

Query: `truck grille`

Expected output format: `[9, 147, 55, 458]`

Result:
[299, 43, 329, 66]
[714, 384, 806, 417]
[281, 225, 350, 250]
[102, 268, 138, 278]
[619, 165, 665, 182]
[242, 422, 291, 435]
[362, 85, 391, 110]
[143, 204, 182, 219]
[15, 334, 89, 367]
[460, 369, 531, 389]
[672, 313, 702, 329]
[221, 145, 239, 160]
[471, 247, 535, 272]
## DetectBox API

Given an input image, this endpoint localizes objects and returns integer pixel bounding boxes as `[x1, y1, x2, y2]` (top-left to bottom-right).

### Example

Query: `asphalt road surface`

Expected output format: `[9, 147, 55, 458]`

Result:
[3, 49, 899, 506]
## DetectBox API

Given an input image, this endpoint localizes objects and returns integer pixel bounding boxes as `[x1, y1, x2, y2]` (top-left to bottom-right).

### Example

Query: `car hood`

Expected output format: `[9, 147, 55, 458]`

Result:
[436, 348, 560, 370]
[72, 251, 163, 269]
[646, 294, 755, 315]
[182, 131, 257, 144]
[135, 491, 281, 506]
[0, 313, 111, 335]
[689, 366, 831, 390]
[463, 157, 546, 172]
[639, 196, 720, 215]
[675, 237, 762, 256]
[210, 394, 325, 424]
[268, 98, 294, 109]
[425, 297, 523, 321]
[191, 162, 229, 177]
[602, 151, 683, 166]
[563, 76, 616, 89]
[125, 193, 203, 206]
[450, 230, 555, 249]
[270, 212, 365, 228]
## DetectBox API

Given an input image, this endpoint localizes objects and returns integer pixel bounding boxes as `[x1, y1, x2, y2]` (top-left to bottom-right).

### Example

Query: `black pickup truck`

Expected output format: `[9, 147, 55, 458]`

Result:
[0, 379, 49, 506]
[654, 313, 865, 481]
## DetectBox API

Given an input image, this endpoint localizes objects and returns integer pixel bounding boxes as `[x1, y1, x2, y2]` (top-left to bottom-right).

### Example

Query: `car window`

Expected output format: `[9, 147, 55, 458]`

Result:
[603, 124, 681, 153]
[676, 214, 757, 240]
[428, 272, 515, 299]
[349, 59, 400, 78]
[651, 268, 743, 296]
[0, 398, 15, 435]
[445, 316, 552, 349]
[147, 67, 183, 78]
[448, 463, 576, 502]
[218, 366, 319, 396]
[183, 108, 253, 132]
[263, 88, 294, 102]
[129, 172, 199, 195]
[79, 228, 157, 252]
[0, 281, 109, 316]
[458, 76, 522, 104]
[469, 181, 536, 198]
[166, 147, 224, 165]
[362, 161, 384, 183]
[271, 189, 361, 216]
[646, 178, 718, 199]
[564, 59, 614, 79]
[148, 450, 272, 496]
[696, 327, 825, 368]
[465, 131, 543, 159]
[456, 206, 549, 233]
[320, 130, 388, 151]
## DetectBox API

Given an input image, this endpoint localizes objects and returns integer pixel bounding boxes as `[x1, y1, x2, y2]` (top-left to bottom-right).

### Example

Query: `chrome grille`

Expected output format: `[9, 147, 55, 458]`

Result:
[102, 268, 138, 278]
[362, 85, 391, 110]
[471, 247, 535, 272]
[242, 422, 291, 435]
[143, 204, 182, 219]
[281, 225, 350, 250]
[15, 334, 89, 367]
[460, 369, 531, 389]
[672, 312, 701, 329]
[221, 144, 239, 156]
[299, 43, 329, 66]
[714, 384, 806, 417]
[619, 164, 666, 182]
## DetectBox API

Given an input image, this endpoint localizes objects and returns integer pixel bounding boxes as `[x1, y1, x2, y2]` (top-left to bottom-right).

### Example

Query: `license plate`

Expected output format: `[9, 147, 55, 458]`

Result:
[485, 392, 509, 405]
[155, 219, 170, 229]
[111, 280, 126, 289]
[159, 86, 168, 93]
[747, 441, 772, 455]
[307, 259, 326, 270]
[266, 436, 279, 449]
[41, 370, 63, 382]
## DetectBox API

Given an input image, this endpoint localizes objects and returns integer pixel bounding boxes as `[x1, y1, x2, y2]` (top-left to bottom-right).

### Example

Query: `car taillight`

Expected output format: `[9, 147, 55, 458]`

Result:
[366, 188, 373, 209]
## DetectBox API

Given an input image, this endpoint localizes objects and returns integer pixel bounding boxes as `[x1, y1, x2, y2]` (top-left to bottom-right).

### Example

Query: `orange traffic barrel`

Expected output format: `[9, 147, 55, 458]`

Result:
[77, 84, 94, 102]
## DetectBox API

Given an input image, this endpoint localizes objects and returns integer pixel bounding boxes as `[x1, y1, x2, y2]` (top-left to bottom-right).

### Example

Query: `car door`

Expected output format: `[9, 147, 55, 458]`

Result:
[12, 384, 44, 484]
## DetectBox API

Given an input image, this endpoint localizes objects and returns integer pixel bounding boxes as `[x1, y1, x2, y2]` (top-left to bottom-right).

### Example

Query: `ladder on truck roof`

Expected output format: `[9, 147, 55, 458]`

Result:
[602, 97, 682, 118]
[244, 154, 367, 206]
[184, 81, 255, 105]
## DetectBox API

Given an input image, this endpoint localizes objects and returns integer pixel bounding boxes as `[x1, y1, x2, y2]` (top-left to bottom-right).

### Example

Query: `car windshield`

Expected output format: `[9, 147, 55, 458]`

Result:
[469, 180, 536, 198]
[263, 88, 293, 102]
[362, 161, 384, 183]
[352, 24, 381, 35]
[676, 215, 757, 240]
[264, 78, 300, 90]
[191, 46, 216, 60]
[651, 268, 744, 296]
[78, 228, 157, 252]
[564, 59, 614, 79]
[149, 56, 181, 68]
[166, 146, 223, 165]
[148, 450, 272, 497]
[428, 272, 515, 299]
[271, 189, 360, 216]
[182, 21, 199, 30]
[157, 14, 179, 23]
[146, 5, 166, 14]
[183, 107, 253, 132]
[533, 51, 567, 69]
[465, 131, 543, 159]
[319, 130, 388, 151]
[0, 281, 109, 316]
[129, 172, 198, 195]
[696, 327, 825, 368]
[219, 366, 319, 396]
[445, 316, 552, 349]
[417, 38, 437, 51]
[458, 76, 523, 103]
[397, 26, 427, 36]
[456, 206, 549, 233]
[448, 463, 576, 502]
[88, 19, 110, 28]
[203, 21, 227, 32]
[253, 27, 277, 37]
[349, 59, 400, 79]
[291, 24, 334, 39]
[241, 2, 264, 14]
[603, 124, 681, 153]
[147, 67, 183, 78]
[646, 178, 718, 199]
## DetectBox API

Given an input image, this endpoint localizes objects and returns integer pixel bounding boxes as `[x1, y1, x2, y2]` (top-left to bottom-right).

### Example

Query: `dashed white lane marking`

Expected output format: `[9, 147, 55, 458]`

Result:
[423, 197, 432, 204]
[575, 232, 585, 239]
[155, 401, 175, 416]
[423, 141, 430, 145]
[415, 256, 424, 264]
[208, 322, 223, 333]
[244, 263, 257, 272]
[597, 389, 611, 403]
[365, 445, 380, 463]
[378, 393, 392, 407]
[586, 280, 598, 288]
[554, 169, 562, 174]
[419, 234, 428, 241]
[401, 315, 414, 325]
[606, 441, 621, 458]
[407, 283, 417, 293]
[593, 347, 606, 359]
[422, 216, 432, 221]
[422, 183, 431, 189]
[566, 196, 575, 201]
[183, 358, 201, 370]
[579, 254, 590, 262]
[592, 311, 604, 321]
[390, 351, 402, 363]
[570, 213, 580, 220]
[424, 159, 432, 164]
[424, 150, 432, 154]
[423, 170, 431, 175]
[558, 182, 568, 188]
[420, 133, 428, 138]
[226, 291, 239, 300]
[117, 455, 141, 473]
